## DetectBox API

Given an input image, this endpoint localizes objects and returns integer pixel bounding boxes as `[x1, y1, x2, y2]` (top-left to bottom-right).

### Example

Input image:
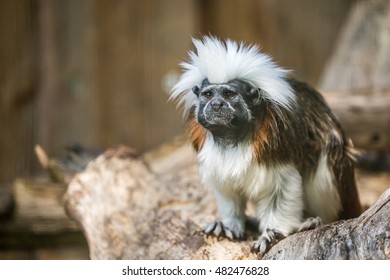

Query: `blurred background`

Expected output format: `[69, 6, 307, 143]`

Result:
[1, 0, 389, 259]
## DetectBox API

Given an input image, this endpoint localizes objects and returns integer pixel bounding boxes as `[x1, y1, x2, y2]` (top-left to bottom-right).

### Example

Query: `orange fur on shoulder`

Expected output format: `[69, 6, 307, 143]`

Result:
[251, 110, 272, 161]
[187, 108, 207, 152]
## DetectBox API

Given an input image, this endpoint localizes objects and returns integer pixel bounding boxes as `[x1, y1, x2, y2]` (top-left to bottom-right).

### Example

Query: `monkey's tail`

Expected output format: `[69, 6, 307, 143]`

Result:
[332, 139, 362, 220]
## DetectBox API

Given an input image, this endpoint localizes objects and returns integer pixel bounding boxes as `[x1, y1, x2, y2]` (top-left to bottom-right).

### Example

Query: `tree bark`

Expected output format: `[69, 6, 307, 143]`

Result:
[64, 143, 390, 260]
[263, 187, 390, 259]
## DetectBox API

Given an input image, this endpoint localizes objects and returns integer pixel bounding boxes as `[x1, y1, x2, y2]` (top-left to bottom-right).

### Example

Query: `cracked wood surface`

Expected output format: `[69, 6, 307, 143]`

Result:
[64, 143, 390, 260]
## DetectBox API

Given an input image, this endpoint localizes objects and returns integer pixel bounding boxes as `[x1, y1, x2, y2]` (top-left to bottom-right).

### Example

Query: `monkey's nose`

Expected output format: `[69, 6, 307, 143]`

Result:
[211, 100, 225, 110]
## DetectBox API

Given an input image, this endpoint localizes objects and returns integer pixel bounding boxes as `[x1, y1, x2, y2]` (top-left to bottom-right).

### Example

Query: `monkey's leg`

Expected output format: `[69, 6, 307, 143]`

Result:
[252, 166, 304, 254]
[203, 188, 247, 240]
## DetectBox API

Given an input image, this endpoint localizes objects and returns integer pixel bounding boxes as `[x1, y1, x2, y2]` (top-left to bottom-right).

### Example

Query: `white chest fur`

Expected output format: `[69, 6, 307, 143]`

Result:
[196, 134, 342, 236]
[197, 135, 305, 234]
[197, 135, 268, 199]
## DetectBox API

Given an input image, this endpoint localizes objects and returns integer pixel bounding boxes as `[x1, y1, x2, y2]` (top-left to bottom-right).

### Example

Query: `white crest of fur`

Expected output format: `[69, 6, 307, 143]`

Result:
[171, 36, 295, 116]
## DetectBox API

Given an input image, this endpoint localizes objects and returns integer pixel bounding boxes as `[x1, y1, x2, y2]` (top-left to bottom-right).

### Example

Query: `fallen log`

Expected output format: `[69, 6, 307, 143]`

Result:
[264, 187, 390, 259]
[0, 178, 85, 249]
[64, 143, 390, 260]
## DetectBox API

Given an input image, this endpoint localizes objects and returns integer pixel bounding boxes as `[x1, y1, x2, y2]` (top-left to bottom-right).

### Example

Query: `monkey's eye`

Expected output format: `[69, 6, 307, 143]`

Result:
[224, 91, 236, 100]
[202, 91, 213, 99]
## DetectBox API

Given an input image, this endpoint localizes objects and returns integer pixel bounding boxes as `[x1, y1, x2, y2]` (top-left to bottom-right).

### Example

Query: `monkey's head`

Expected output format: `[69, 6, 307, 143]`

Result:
[192, 78, 261, 138]
[170, 36, 296, 140]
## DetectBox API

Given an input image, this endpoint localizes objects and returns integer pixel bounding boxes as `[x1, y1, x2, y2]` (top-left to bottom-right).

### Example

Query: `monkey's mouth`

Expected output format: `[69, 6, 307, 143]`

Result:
[203, 111, 236, 127]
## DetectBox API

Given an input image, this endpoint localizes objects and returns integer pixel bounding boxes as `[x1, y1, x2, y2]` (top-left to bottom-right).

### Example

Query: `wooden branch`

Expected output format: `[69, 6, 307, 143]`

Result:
[0, 179, 84, 248]
[264, 187, 390, 259]
[64, 143, 390, 260]
[65, 144, 256, 260]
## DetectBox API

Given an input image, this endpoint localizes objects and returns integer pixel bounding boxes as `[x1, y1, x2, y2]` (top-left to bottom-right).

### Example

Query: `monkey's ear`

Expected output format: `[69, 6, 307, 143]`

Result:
[201, 78, 210, 87]
[248, 87, 262, 105]
[192, 86, 200, 97]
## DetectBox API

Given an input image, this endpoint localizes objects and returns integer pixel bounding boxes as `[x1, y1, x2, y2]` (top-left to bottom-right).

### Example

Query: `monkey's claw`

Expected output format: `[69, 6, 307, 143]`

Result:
[252, 237, 270, 254]
[252, 228, 285, 255]
[298, 217, 322, 232]
[203, 221, 244, 240]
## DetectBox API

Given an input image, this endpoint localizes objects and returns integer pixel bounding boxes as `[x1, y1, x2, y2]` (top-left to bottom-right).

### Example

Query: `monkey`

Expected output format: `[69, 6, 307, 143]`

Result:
[170, 36, 361, 255]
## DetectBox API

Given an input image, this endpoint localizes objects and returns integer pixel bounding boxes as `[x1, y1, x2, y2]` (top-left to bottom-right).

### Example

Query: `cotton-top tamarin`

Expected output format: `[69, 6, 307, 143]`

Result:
[170, 36, 361, 254]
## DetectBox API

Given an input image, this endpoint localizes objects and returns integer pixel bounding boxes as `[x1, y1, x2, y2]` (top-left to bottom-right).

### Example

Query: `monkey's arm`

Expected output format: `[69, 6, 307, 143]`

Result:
[203, 187, 247, 240]
[251, 164, 306, 253]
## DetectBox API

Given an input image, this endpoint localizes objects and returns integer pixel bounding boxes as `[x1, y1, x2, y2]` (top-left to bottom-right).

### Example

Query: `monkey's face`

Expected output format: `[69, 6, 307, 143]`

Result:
[193, 79, 261, 136]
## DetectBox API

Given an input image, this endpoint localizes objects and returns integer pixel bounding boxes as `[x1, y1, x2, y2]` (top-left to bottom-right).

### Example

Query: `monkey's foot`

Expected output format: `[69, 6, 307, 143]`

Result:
[203, 220, 245, 240]
[298, 217, 322, 232]
[251, 228, 285, 255]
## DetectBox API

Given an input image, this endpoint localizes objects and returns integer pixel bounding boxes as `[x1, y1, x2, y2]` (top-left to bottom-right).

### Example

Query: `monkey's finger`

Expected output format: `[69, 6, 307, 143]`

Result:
[251, 237, 270, 254]
[213, 221, 223, 236]
[266, 228, 285, 241]
[224, 228, 235, 240]
[203, 221, 225, 237]
[202, 221, 217, 234]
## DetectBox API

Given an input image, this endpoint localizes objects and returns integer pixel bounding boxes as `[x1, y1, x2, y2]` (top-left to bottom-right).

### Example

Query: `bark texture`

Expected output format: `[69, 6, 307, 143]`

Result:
[64, 143, 390, 260]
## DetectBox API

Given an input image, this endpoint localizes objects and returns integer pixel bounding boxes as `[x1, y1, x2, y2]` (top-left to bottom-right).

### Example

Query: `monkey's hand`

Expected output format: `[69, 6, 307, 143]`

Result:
[251, 217, 322, 255]
[203, 219, 245, 240]
[251, 228, 286, 255]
